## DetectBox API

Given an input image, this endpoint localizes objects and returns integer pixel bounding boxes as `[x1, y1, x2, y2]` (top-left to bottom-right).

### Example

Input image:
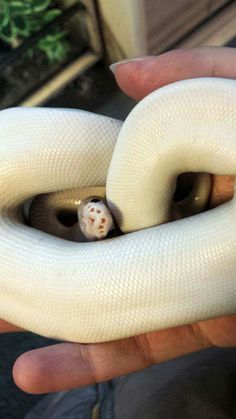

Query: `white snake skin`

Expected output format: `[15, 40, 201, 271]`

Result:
[0, 78, 236, 343]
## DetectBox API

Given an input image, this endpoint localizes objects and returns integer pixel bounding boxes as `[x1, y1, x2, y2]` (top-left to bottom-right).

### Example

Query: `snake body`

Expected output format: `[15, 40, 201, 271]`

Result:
[0, 78, 236, 343]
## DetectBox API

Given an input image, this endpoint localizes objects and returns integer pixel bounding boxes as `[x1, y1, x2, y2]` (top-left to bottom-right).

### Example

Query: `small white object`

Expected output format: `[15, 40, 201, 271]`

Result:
[78, 198, 114, 240]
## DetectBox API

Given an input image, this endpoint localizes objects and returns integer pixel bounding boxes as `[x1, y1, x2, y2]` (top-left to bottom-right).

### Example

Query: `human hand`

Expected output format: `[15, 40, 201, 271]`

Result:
[2, 46, 236, 394]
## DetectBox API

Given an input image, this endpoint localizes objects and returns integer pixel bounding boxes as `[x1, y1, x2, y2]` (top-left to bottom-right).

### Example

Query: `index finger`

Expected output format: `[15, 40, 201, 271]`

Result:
[113, 47, 236, 100]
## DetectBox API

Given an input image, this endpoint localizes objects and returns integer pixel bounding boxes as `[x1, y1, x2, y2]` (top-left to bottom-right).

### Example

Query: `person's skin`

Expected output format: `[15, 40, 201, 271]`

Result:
[1, 46, 236, 394]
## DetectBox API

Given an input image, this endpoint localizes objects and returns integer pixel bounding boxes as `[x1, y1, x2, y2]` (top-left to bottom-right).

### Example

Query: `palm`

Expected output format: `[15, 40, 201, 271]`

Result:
[2, 46, 236, 394]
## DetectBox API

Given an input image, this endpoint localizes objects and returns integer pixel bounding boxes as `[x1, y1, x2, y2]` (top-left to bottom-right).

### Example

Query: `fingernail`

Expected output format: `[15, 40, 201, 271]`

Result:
[109, 56, 154, 74]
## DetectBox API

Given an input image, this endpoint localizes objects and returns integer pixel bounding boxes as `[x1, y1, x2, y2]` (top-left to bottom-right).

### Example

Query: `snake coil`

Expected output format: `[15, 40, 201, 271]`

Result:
[0, 77, 235, 343]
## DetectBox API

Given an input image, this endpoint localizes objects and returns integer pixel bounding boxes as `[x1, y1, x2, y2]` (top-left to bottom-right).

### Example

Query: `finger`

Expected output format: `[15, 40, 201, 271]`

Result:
[14, 315, 236, 394]
[209, 175, 234, 208]
[0, 319, 23, 333]
[114, 47, 236, 100]
[13, 323, 211, 394]
[198, 315, 236, 348]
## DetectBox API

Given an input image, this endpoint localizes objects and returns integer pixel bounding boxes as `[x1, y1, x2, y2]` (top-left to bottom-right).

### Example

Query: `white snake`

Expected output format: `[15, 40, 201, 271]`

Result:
[0, 77, 236, 343]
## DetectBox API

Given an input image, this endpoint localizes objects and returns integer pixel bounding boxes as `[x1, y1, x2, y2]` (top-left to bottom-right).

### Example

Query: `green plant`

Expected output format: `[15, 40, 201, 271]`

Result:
[0, 0, 70, 62]
[37, 30, 70, 62]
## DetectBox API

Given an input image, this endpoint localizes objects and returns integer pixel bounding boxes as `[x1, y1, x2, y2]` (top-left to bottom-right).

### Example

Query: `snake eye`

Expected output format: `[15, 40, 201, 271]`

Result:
[90, 198, 101, 203]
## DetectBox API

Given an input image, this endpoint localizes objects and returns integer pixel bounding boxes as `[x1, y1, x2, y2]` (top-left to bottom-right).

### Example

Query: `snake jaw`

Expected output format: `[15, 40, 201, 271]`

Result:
[78, 198, 114, 241]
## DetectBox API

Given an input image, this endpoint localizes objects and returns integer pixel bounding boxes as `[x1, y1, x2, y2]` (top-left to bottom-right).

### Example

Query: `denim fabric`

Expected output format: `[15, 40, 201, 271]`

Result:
[114, 348, 236, 419]
[25, 385, 98, 419]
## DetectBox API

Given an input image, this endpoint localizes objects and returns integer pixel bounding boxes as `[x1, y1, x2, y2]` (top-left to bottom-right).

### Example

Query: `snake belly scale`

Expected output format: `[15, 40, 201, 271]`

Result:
[0, 78, 235, 343]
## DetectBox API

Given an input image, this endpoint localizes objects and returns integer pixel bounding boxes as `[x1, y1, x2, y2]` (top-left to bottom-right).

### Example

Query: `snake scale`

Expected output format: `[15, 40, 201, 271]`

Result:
[0, 78, 235, 343]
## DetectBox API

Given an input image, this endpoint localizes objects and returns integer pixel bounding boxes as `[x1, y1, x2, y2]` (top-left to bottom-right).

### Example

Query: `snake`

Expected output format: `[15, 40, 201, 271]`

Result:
[0, 77, 236, 343]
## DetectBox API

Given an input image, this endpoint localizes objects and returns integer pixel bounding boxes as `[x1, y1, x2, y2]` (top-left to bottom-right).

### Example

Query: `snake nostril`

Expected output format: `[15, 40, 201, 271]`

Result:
[172, 172, 195, 202]
[56, 209, 78, 227]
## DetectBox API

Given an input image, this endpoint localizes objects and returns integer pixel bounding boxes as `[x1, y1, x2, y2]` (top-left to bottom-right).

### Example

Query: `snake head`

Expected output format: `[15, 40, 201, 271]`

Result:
[78, 197, 114, 241]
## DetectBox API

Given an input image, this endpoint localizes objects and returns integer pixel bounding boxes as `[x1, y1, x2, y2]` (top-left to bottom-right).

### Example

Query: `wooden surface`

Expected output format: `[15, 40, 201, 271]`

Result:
[98, 0, 147, 61]
[144, 0, 232, 54]
[176, 1, 236, 48]
[97, 0, 233, 61]
[145, 0, 209, 54]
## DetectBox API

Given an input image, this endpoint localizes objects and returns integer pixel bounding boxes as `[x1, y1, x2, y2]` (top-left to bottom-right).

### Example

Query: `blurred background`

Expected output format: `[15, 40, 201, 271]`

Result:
[1, 0, 236, 116]
[0, 0, 236, 417]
